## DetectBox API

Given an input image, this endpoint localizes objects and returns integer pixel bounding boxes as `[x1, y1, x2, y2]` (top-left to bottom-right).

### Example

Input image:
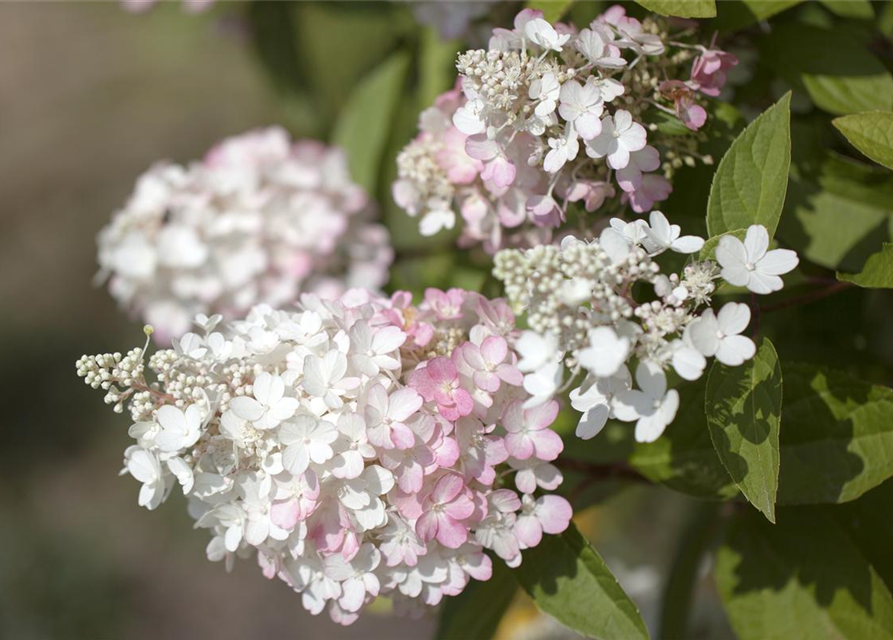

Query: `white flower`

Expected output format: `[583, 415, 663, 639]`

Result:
[575, 28, 626, 69]
[324, 544, 381, 613]
[613, 362, 679, 443]
[669, 333, 707, 382]
[125, 446, 166, 510]
[348, 321, 405, 377]
[154, 404, 202, 452]
[589, 77, 625, 103]
[167, 457, 195, 494]
[715, 225, 799, 294]
[302, 350, 357, 410]
[522, 359, 563, 409]
[575, 326, 630, 378]
[528, 72, 560, 117]
[524, 18, 571, 52]
[585, 110, 647, 170]
[515, 330, 560, 373]
[688, 302, 756, 366]
[569, 368, 631, 440]
[642, 211, 705, 255]
[543, 129, 580, 173]
[279, 415, 338, 475]
[599, 227, 631, 264]
[419, 200, 457, 237]
[558, 80, 604, 140]
[230, 372, 299, 430]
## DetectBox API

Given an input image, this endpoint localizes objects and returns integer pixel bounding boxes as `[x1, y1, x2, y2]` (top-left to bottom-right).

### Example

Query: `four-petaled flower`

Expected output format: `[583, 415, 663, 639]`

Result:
[716, 225, 799, 294]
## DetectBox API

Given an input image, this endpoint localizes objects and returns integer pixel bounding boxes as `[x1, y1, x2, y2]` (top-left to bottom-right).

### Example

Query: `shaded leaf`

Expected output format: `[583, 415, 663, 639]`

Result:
[715, 508, 893, 640]
[332, 51, 411, 193]
[778, 364, 893, 504]
[706, 92, 791, 239]
[712, 0, 804, 32]
[830, 480, 893, 592]
[512, 524, 650, 640]
[761, 23, 893, 115]
[630, 383, 738, 500]
[658, 502, 722, 640]
[436, 558, 516, 640]
[635, 0, 716, 18]
[838, 244, 893, 288]
[780, 148, 893, 271]
[819, 0, 873, 19]
[527, 0, 576, 23]
[834, 112, 893, 171]
[706, 338, 782, 522]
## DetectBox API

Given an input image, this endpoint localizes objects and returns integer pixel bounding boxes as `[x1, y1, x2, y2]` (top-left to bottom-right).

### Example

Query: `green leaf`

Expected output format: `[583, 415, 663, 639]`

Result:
[658, 503, 722, 640]
[834, 112, 893, 171]
[819, 0, 873, 19]
[780, 145, 893, 271]
[778, 364, 893, 505]
[838, 244, 893, 288]
[512, 524, 650, 640]
[436, 558, 516, 640]
[419, 27, 461, 110]
[634, 0, 716, 18]
[630, 383, 739, 500]
[761, 23, 893, 115]
[712, 1, 804, 32]
[706, 92, 792, 239]
[526, 0, 576, 23]
[715, 508, 893, 640]
[706, 338, 782, 522]
[830, 480, 893, 592]
[331, 51, 411, 193]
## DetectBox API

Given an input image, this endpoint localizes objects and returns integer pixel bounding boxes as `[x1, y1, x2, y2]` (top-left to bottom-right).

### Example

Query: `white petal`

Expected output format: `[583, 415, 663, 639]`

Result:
[716, 335, 757, 366]
[744, 225, 769, 262]
[716, 302, 751, 336]
[758, 248, 799, 276]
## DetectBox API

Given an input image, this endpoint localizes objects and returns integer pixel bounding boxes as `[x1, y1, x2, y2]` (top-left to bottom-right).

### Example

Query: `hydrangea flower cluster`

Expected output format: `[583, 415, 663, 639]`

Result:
[75, 288, 572, 624]
[392, 6, 736, 252]
[493, 218, 798, 443]
[97, 127, 393, 343]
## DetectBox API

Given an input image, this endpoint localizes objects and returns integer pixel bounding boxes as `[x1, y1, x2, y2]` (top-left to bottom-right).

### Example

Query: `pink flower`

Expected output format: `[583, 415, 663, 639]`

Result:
[466, 135, 517, 189]
[270, 470, 321, 531]
[424, 288, 467, 321]
[384, 291, 435, 349]
[409, 357, 474, 421]
[456, 416, 508, 484]
[509, 457, 563, 494]
[564, 179, 616, 213]
[416, 473, 476, 548]
[624, 173, 672, 214]
[660, 80, 708, 132]
[515, 494, 573, 548]
[436, 127, 483, 185]
[503, 400, 563, 461]
[690, 49, 738, 97]
[455, 336, 523, 393]
[527, 195, 563, 228]
[616, 146, 661, 193]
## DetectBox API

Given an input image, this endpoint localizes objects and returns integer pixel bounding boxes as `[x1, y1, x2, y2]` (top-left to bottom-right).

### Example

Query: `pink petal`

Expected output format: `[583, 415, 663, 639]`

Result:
[537, 495, 573, 534]
[525, 400, 560, 430]
[530, 429, 564, 461]
[505, 433, 535, 460]
[427, 357, 457, 383]
[270, 498, 300, 531]
[435, 515, 469, 549]
[415, 511, 439, 542]
[515, 514, 544, 547]
[444, 493, 475, 520]
[433, 472, 466, 504]
[480, 335, 508, 365]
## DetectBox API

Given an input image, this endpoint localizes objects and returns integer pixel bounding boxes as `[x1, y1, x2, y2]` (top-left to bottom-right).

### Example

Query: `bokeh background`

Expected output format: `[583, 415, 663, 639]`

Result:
[8, 2, 884, 639]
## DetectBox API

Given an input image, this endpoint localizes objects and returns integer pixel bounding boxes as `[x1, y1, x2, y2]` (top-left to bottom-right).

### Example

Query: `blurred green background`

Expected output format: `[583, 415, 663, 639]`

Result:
[6, 2, 893, 639]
